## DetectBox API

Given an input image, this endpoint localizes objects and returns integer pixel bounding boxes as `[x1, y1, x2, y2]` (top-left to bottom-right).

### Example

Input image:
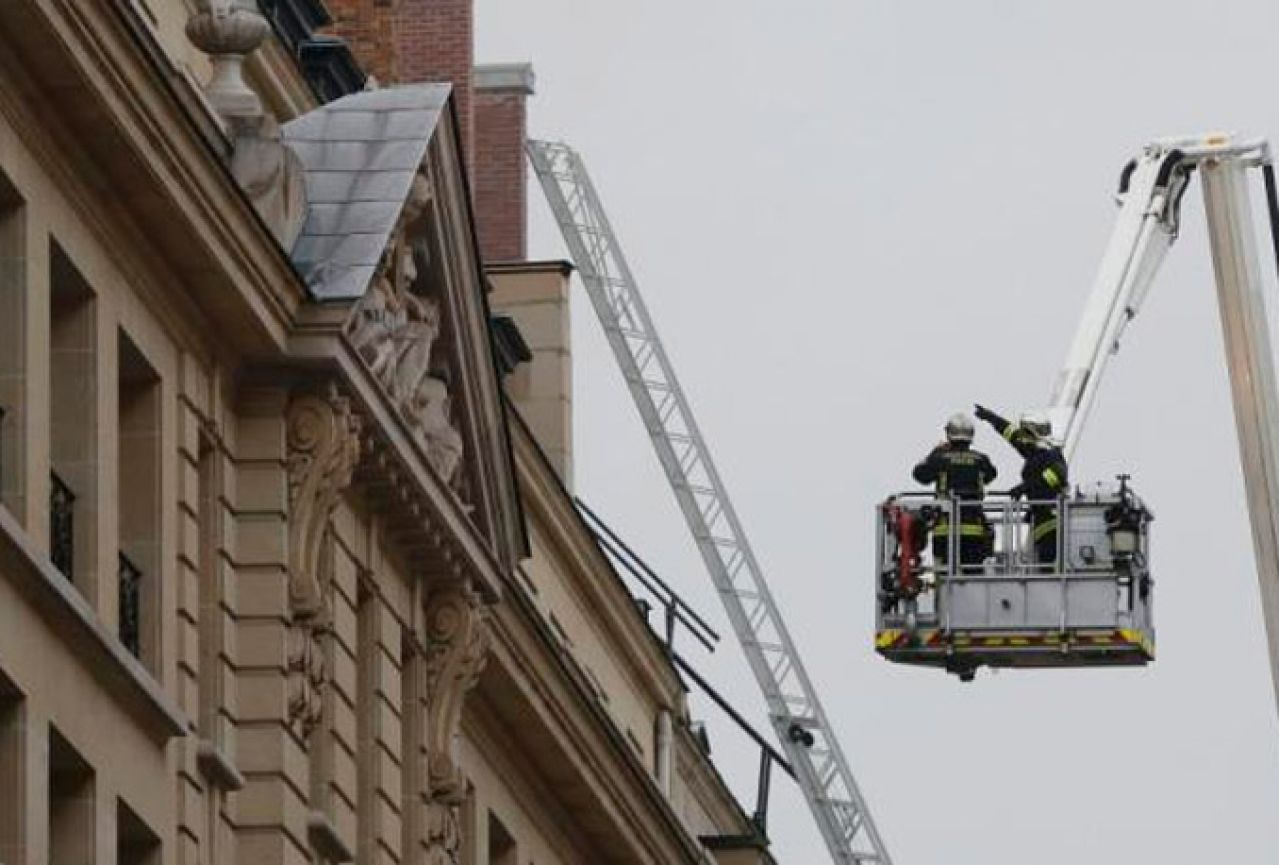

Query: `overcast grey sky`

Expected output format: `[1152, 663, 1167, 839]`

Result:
[477, 3, 1279, 862]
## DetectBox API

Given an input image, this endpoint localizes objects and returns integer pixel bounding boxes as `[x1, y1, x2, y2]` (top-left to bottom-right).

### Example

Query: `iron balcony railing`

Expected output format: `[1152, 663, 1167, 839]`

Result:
[118, 552, 142, 658]
[49, 470, 75, 579]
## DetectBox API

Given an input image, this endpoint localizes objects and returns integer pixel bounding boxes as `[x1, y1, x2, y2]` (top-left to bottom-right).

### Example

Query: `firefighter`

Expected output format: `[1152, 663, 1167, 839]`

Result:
[912, 413, 997, 571]
[973, 404, 1069, 566]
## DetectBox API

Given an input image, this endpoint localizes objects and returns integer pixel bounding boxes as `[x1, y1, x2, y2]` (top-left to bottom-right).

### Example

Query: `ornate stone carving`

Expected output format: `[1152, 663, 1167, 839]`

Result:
[424, 583, 488, 797]
[185, 1, 271, 124]
[346, 171, 466, 488]
[423, 801, 463, 865]
[287, 387, 362, 615]
[418, 583, 487, 863]
[286, 604, 329, 737]
[187, 1, 308, 248]
[409, 374, 464, 484]
[231, 116, 309, 250]
[285, 386, 361, 737]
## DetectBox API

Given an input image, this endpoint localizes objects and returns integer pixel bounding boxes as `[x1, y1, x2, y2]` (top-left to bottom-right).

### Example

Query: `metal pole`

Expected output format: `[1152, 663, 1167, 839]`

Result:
[1202, 155, 1279, 720]
[754, 746, 774, 834]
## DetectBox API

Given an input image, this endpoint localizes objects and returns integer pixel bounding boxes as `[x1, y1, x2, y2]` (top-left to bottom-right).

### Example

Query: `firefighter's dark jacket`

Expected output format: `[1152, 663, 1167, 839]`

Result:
[978, 409, 1069, 500]
[912, 443, 997, 500]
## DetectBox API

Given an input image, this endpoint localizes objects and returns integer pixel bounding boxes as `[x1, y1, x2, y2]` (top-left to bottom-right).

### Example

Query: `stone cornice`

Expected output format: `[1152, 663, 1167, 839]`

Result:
[0, 0, 308, 356]
[474, 63, 536, 95]
[501, 407, 766, 853]
[675, 722, 759, 839]
[0, 506, 188, 743]
[426, 120, 528, 574]
[460, 706, 597, 860]
[483, 574, 712, 865]
[0, 33, 220, 366]
[284, 315, 508, 603]
[508, 411, 688, 711]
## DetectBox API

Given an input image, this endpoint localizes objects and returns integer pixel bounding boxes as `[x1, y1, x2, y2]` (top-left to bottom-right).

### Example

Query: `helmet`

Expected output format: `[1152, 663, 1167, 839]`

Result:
[1019, 411, 1051, 439]
[944, 413, 975, 444]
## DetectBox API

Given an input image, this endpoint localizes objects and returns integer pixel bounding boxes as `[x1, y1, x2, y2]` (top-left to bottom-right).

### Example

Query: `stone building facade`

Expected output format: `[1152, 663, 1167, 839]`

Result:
[0, 2, 777, 864]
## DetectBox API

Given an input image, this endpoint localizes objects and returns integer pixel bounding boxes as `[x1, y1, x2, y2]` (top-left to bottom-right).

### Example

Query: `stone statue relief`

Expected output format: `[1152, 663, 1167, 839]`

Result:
[347, 171, 466, 490]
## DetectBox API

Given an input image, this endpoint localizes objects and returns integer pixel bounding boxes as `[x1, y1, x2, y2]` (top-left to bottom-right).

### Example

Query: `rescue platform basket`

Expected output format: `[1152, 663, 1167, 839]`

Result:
[876, 480, 1154, 680]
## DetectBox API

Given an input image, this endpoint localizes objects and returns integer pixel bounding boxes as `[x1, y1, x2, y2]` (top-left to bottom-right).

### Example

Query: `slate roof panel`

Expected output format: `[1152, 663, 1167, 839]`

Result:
[283, 83, 451, 300]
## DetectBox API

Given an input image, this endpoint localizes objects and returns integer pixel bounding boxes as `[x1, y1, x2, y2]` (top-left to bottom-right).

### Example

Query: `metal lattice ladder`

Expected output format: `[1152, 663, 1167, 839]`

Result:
[528, 139, 891, 865]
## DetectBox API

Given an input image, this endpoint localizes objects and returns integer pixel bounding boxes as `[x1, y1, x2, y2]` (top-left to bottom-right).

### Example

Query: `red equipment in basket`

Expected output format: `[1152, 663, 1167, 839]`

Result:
[886, 502, 923, 599]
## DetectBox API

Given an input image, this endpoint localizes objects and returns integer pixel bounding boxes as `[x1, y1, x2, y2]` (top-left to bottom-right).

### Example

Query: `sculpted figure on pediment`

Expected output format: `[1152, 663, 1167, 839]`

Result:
[349, 276, 402, 385]
[391, 288, 443, 406]
[186, 2, 306, 249]
[410, 374, 465, 485]
[345, 169, 467, 489]
[232, 116, 308, 250]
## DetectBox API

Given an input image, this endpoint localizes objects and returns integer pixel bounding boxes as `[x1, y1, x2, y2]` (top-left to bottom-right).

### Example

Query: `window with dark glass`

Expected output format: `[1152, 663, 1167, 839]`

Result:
[488, 813, 517, 865]
[117, 799, 160, 865]
[49, 726, 95, 865]
[49, 243, 96, 589]
[0, 671, 23, 864]
[118, 330, 159, 666]
[0, 177, 24, 518]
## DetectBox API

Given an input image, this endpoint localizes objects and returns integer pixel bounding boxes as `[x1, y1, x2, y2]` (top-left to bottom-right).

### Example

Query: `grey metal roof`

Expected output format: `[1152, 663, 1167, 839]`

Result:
[283, 83, 451, 300]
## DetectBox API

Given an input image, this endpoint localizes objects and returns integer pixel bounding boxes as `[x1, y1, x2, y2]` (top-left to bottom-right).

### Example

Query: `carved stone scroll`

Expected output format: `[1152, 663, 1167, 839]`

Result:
[287, 386, 362, 616]
[286, 386, 362, 736]
[424, 583, 488, 796]
[420, 583, 488, 864]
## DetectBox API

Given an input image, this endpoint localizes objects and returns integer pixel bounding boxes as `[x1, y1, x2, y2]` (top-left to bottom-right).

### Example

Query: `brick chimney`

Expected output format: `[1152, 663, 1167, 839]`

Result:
[395, 0, 475, 162]
[474, 63, 535, 263]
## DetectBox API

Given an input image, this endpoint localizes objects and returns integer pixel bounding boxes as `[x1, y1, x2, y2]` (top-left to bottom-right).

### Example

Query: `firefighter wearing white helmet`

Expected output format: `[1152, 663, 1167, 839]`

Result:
[945, 413, 975, 444]
[912, 413, 997, 569]
[974, 404, 1070, 565]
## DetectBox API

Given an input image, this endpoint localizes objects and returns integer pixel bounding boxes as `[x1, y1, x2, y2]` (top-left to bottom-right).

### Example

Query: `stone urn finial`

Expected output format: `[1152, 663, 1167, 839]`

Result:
[186, 0, 271, 127]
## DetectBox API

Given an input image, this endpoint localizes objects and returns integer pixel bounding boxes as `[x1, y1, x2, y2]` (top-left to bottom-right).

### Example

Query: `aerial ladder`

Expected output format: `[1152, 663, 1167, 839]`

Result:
[878, 135, 1279, 702]
[528, 140, 892, 865]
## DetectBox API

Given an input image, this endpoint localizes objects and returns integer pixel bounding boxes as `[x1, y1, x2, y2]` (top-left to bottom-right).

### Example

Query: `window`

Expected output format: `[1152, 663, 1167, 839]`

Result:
[0, 672, 24, 864]
[117, 799, 160, 865]
[48, 726, 95, 865]
[117, 330, 160, 666]
[0, 179, 25, 518]
[49, 244, 96, 591]
[487, 813, 517, 865]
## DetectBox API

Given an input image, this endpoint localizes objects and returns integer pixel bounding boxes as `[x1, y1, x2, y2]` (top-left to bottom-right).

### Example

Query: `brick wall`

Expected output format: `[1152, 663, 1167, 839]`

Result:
[325, 0, 402, 85]
[474, 65, 534, 263]
[396, 0, 475, 163]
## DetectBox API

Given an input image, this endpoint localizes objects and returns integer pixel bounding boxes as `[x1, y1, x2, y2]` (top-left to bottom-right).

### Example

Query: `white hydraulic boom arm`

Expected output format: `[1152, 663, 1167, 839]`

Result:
[1046, 134, 1279, 714]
